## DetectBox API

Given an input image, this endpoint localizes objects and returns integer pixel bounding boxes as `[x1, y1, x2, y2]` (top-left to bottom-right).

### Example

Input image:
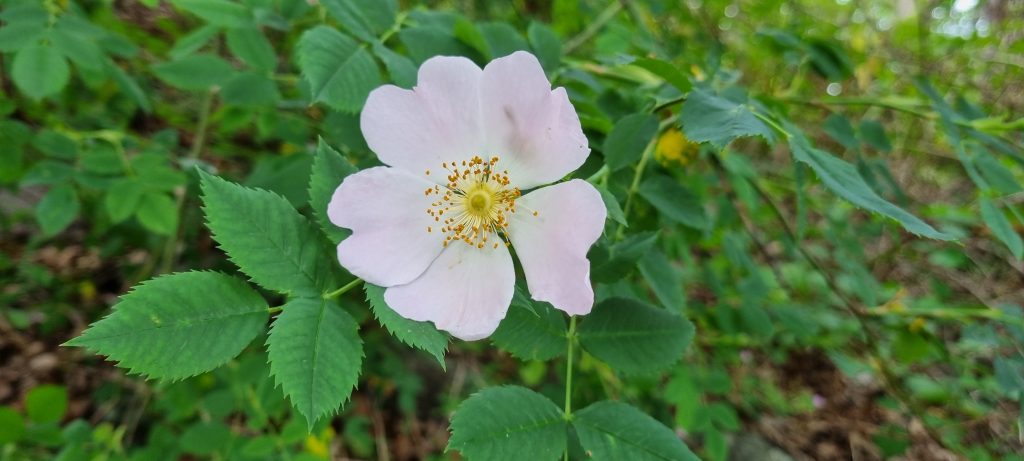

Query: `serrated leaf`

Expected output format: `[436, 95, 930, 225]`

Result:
[153, 54, 236, 91]
[632, 57, 690, 93]
[225, 26, 276, 71]
[267, 297, 363, 427]
[604, 113, 658, 171]
[13, 45, 70, 100]
[491, 288, 567, 361]
[448, 386, 566, 461]
[36, 184, 79, 236]
[574, 400, 700, 461]
[320, 0, 396, 42]
[297, 26, 382, 113]
[679, 89, 774, 148]
[823, 113, 858, 151]
[788, 128, 953, 241]
[578, 297, 694, 375]
[200, 171, 343, 297]
[66, 272, 268, 380]
[638, 250, 685, 311]
[309, 139, 357, 244]
[105, 178, 145, 223]
[365, 284, 448, 366]
[637, 174, 707, 229]
[980, 197, 1023, 260]
[221, 72, 280, 107]
[172, 0, 252, 28]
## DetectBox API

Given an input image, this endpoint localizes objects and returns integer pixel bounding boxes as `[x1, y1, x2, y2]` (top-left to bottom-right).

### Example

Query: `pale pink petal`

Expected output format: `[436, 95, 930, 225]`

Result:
[360, 56, 484, 179]
[384, 236, 514, 341]
[328, 166, 444, 286]
[507, 179, 606, 315]
[480, 51, 590, 189]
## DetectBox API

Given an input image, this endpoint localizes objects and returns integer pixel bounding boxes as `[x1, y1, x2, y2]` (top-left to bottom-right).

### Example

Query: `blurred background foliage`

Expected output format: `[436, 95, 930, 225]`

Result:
[1, 0, 1023, 460]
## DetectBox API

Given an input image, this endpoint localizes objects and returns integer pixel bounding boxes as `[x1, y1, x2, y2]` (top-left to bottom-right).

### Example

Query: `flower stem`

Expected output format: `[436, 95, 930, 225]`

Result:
[563, 315, 577, 461]
[615, 138, 656, 241]
[323, 278, 364, 299]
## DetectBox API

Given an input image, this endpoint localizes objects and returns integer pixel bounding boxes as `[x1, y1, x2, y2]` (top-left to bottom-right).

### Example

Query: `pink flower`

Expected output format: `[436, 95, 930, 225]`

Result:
[327, 51, 606, 340]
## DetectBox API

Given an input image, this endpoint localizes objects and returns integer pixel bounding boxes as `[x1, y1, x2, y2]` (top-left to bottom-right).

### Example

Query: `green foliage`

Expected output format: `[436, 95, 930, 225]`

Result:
[491, 288, 568, 361]
[308, 139, 357, 244]
[604, 113, 659, 171]
[638, 175, 707, 229]
[67, 272, 268, 380]
[152, 54, 236, 91]
[679, 89, 775, 148]
[365, 284, 448, 366]
[267, 298, 363, 427]
[979, 197, 1023, 260]
[321, 0, 397, 42]
[25, 385, 68, 424]
[35, 184, 79, 236]
[578, 298, 695, 375]
[573, 400, 700, 461]
[12, 44, 69, 99]
[297, 26, 382, 113]
[200, 171, 344, 297]
[448, 386, 567, 461]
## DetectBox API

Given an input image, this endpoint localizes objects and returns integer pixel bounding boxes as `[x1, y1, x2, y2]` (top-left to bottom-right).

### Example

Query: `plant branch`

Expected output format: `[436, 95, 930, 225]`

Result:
[324, 278, 365, 299]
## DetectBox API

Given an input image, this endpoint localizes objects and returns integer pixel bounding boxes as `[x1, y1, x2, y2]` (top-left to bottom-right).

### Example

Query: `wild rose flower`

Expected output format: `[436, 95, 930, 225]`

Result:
[327, 51, 606, 340]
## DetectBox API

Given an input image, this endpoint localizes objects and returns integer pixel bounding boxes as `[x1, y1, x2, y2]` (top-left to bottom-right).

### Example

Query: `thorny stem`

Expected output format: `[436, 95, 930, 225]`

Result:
[323, 278, 364, 300]
[563, 316, 577, 461]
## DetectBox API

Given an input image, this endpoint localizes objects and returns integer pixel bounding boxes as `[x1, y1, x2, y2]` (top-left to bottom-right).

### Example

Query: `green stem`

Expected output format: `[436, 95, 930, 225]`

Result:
[323, 278, 364, 299]
[615, 138, 656, 240]
[564, 0, 624, 53]
[268, 306, 283, 314]
[563, 315, 577, 461]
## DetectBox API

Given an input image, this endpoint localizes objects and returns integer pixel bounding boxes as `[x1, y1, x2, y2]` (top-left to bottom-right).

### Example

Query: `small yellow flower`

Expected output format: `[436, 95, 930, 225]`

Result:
[654, 129, 699, 167]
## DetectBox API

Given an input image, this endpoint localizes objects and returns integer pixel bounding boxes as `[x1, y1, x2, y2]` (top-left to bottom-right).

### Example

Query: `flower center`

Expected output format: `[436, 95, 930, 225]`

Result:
[423, 155, 525, 249]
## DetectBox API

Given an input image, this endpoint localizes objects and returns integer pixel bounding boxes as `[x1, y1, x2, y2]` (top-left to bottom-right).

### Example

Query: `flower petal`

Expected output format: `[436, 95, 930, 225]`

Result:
[480, 51, 590, 189]
[360, 56, 484, 179]
[507, 179, 606, 315]
[328, 166, 444, 286]
[384, 236, 514, 341]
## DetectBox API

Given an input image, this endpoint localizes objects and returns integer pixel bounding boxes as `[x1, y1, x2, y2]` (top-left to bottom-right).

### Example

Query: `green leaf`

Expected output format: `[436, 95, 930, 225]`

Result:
[267, 297, 363, 427]
[365, 284, 448, 366]
[106, 59, 152, 113]
[979, 197, 1023, 260]
[631, 57, 691, 93]
[638, 250, 686, 311]
[12, 45, 70, 100]
[297, 26, 382, 113]
[578, 297, 694, 375]
[66, 271, 269, 380]
[527, 21, 561, 72]
[31, 130, 77, 159]
[180, 421, 232, 455]
[372, 42, 417, 88]
[320, 0, 397, 42]
[221, 72, 280, 107]
[637, 174, 707, 229]
[200, 171, 344, 297]
[225, 27, 276, 71]
[22, 160, 74, 186]
[0, 407, 25, 444]
[822, 113, 858, 151]
[169, 24, 220, 60]
[399, 25, 473, 63]
[788, 129, 953, 240]
[604, 113, 658, 171]
[36, 184, 80, 236]
[858, 119, 892, 152]
[479, 22, 530, 58]
[678, 89, 774, 148]
[597, 186, 627, 227]
[80, 145, 123, 175]
[573, 400, 700, 461]
[308, 139, 357, 244]
[50, 27, 105, 72]
[0, 21, 45, 53]
[491, 288, 567, 361]
[25, 385, 67, 424]
[172, 0, 252, 28]
[152, 54, 236, 91]
[136, 192, 179, 236]
[448, 386, 567, 461]
[105, 178, 146, 223]
[591, 232, 659, 283]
